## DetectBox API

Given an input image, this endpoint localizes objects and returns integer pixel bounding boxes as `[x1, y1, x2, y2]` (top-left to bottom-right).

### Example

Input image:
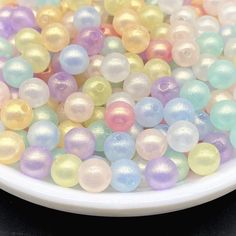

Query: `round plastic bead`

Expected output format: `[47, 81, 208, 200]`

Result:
[0, 36, 13, 59]
[158, 0, 184, 15]
[224, 38, 236, 60]
[33, 105, 58, 125]
[172, 67, 195, 87]
[0, 81, 10, 108]
[167, 121, 199, 152]
[188, 143, 220, 175]
[104, 0, 129, 16]
[106, 92, 135, 108]
[125, 53, 144, 72]
[63, 0, 92, 11]
[196, 15, 220, 35]
[101, 36, 125, 55]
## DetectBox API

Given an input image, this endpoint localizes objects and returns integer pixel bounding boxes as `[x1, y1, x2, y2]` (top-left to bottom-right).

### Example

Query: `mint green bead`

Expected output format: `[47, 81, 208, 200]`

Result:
[208, 60, 236, 89]
[33, 105, 59, 125]
[180, 80, 210, 110]
[2, 57, 33, 88]
[16, 130, 29, 147]
[197, 32, 224, 56]
[0, 37, 13, 59]
[88, 120, 112, 152]
[210, 100, 236, 131]
[52, 148, 66, 159]
[165, 149, 189, 181]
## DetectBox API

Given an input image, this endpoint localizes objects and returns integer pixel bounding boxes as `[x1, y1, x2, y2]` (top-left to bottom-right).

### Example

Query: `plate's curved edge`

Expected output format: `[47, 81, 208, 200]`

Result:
[0, 160, 236, 217]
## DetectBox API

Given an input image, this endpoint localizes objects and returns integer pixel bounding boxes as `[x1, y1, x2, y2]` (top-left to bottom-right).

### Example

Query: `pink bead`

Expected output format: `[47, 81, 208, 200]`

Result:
[0, 81, 10, 108]
[145, 39, 172, 62]
[105, 101, 135, 131]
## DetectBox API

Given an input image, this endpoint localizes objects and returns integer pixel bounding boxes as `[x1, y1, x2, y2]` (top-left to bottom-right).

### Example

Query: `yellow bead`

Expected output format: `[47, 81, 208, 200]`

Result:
[144, 58, 171, 82]
[151, 23, 170, 39]
[104, 0, 130, 16]
[1, 99, 33, 130]
[63, 0, 92, 10]
[15, 28, 43, 53]
[128, 0, 144, 12]
[51, 154, 81, 187]
[122, 24, 150, 53]
[113, 8, 140, 35]
[22, 43, 50, 73]
[188, 143, 220, 176]
[58, 120, 82, 147]
[82, 76, 112, 106]
[83, 106, 105, 127]
[0, 131, 25, 165]
[36, 6, 62, 29]
[139, 5, 164, 31]
[42, 23, 70, 52]
[125, 52, 144, 72]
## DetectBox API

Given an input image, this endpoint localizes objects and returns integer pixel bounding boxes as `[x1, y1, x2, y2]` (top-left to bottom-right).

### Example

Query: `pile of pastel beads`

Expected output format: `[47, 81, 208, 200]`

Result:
[0, 0, 236, 193]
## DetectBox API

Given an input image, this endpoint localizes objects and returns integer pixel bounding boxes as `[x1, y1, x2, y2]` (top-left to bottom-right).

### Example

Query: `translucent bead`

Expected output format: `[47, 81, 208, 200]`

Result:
[41, 23, 70, 52]
[145, 157, 178, 190]
[111, 159, 141, 192]
[210, 100, 236, 131]
[59, 44, 89, 75]
[1, 99, 33, 130]
[172, 40, 200, 67]
[172, 67, 195, 87]
[51, 148, 66, 159]
[122, 24, 150, 54]
[19, 78, 49, 108]
[224, 38, 236, 60]
[196, 16, 220, 35]
[64, 128, 95, 160]
[101, 52, 130, 83]
[63, 0, 92, 11]
[180, 80, 210, 110]
[0, 131, 25, 164]
[2, 56, 33, 88]
[20, 146, 52, 179]
[64, 92, 94, 123]
[170, 6, 197, 25]
[106, 91, 135, 107]
[220, 25, 236, 42]
[33, 105, 58, 125]
[105, 101, 135, 131]
[125, 53, 144, 72]
[82, 76, 112, 106]
[135, 97, 163, 128]
[79, 157, 112, 193]
[197, 32, 224, 56]
[51, 154, 81, 187]
[0, 36, 13, 59]
[101, 36, 125, 55]
[104, 0, 130, 16]
[73, 6, 101, 31]
[217, 1, 236, 25]
[104, 132, 135, 162]
[188, 143, 220, 175]
[123, 72, 151, 101]
[158, 0, 184, 15]
[203, 0, 222, 16]
[207, 60, 236, 89]
[192, 54, 217, 81]
[0, 81, 10, 108]
[164, 98, 195, 125]
[136, 129, 167, 160]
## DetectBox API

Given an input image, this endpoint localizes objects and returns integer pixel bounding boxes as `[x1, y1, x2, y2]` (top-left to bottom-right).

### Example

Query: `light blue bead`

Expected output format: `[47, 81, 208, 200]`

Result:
[163, 98, 195, 125]
[135, 97, 163, 128]
[208, 60, 236, 89]
[27, 120, 60, 150]
[210, 100, 236, 131]
[59, 44, 89, 75]
[33, 105, 59, 125]
[194, 111, 214, 140]
[111, 159, 141, 192]
[52, 148, 66, 159]
[104, 132, 135, 162]
[101, 36, 125, 55]
[2, 57, 33, 88]
[197, 32, 224, 56]
[88, 120, 112, 152]
[73, 6, 101, 30]
[0, 36, 13, 59]
[180, 80, 210, 110]
[172, 67, 195, 87]
[16, 130, 29, 147]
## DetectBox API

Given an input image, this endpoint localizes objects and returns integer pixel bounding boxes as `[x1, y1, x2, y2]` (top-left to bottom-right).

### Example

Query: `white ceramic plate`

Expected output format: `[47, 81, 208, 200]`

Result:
[0, 158, 236, 217]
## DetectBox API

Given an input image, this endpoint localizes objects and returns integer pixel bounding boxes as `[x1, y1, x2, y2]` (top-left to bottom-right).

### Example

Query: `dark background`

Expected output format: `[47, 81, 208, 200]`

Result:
[0, 189, 236, 236]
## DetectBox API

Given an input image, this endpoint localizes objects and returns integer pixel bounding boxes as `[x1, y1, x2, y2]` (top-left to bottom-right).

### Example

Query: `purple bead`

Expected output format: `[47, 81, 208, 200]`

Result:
[20, 146, 53, 179]
[0, 19, 14, 38]
[10, 6, 36, 32]
[48, 72, 78, 102]
[74, 27, 104, 56]
[151, 76, 180, 105]
[203, 132, 234, 163]
[64, 128, 96, 160]
[0, 6, 14, 21]
[145, 157, 178, 190]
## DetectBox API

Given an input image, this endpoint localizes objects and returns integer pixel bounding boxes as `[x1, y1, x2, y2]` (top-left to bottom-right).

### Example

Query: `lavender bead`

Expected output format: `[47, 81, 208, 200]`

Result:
[48, 72, 78, 102]
[151, 76, 180, 105]
[145, 157, 178, 190]
[0, 19, 14, 38]
[203, 132, 234, 163]
[64, 128, 96, 160]
[0, 6, 13, 21]
[74, 27, 104, 56]
[20, 146, 53, 179]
